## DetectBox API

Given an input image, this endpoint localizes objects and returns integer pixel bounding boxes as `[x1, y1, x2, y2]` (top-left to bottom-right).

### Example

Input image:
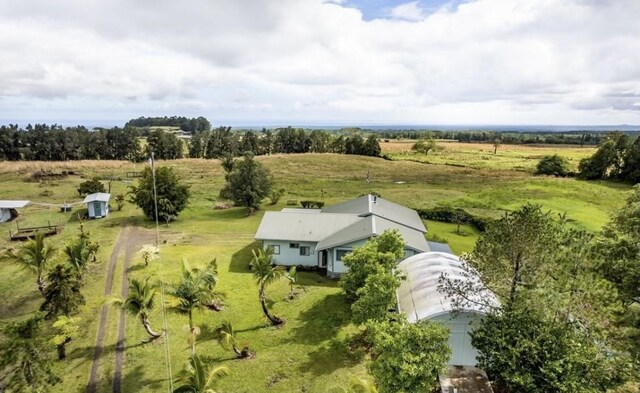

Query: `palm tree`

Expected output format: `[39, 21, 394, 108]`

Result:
[250, 248, 284, 325]
[173, 355, 230, 393]
[284, 266, 297, 300]
[213, 321, 251, 359]
[107, 278, 162, 340]
[168, 261, 218, 354]
[3, 232, 56, 295]
[63, 224, 99, 275]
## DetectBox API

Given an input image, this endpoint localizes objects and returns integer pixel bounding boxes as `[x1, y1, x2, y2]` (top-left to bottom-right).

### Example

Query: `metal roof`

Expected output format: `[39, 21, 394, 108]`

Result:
[316, 215, 430, 252]
[82, 193, 111, 203]
[322, 195, 426, 233]
[0, 200, 30, 209]
[280, 208, 321, 214]
[397, 252, 499, 323]
[255, 211, 361, 242]
[427, 241, 454, 254]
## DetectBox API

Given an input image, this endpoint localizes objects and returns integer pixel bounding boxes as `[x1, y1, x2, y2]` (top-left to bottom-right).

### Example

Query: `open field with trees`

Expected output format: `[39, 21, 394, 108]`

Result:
[0, 143, 637, 392]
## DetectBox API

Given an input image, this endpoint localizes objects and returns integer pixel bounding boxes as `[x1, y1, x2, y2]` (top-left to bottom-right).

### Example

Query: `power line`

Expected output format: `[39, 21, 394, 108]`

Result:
[150, 152, 174, 393]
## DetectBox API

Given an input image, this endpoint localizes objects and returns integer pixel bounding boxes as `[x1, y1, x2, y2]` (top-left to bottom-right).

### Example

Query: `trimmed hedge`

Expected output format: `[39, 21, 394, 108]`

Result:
[417, 206, 493, 232]
[300, 200, 325, 209]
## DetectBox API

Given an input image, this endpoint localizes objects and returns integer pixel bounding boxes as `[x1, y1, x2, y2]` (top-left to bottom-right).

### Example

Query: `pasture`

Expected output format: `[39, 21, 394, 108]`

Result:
[0, 145, 633, 392]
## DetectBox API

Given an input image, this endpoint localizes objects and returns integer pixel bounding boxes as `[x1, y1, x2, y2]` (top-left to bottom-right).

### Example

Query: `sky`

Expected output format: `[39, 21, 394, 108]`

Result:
[0, 0, 638, 127]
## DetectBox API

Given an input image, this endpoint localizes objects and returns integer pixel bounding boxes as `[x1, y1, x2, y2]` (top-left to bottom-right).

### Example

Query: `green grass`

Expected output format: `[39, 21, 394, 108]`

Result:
[0, 151, 634, 392]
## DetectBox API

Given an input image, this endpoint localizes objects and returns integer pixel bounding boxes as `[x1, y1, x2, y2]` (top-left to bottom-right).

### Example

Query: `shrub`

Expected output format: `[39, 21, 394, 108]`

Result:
[417, 206, 492, 232]
[300, 200, 324, 209]
[77, 178, 105, 197]
[535, 154, 570, 177]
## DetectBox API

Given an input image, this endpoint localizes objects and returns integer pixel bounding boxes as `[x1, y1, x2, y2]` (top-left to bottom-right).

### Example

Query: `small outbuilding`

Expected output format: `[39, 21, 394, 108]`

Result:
[0, 200, 30, 223]
[396, 252, 499, 366]
[83, 193, 111, 219]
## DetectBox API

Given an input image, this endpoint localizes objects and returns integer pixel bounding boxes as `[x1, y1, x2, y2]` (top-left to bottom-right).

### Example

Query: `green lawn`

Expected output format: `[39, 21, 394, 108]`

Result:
[0, 152, 634, 392]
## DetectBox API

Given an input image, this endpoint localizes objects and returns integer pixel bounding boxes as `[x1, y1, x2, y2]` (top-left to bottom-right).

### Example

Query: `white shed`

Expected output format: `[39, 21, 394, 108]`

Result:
[83, 193, 111, 219]
[0, 200, 30, 223]
[396, 252, 499, 366]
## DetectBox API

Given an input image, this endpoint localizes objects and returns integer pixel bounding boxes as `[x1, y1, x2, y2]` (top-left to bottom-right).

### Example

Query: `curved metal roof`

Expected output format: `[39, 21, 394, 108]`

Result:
[397, 252, 499, 323]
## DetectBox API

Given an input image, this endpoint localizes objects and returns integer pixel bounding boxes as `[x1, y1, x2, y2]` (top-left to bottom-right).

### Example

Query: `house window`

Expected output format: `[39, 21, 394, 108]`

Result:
[289, 243, 300, 249]
[300, 246, 310, 256]
[336, 249, 351, 261]
[268, 245, 280, 255]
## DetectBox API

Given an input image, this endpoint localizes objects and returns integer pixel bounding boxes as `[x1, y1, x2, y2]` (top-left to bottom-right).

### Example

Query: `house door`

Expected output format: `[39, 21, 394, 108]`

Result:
[93, 201, 103, 217]
[318, 250, 327, 267]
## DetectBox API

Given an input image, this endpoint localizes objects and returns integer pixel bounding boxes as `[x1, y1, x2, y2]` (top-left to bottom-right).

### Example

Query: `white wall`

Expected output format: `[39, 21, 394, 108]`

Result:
[327, 238, 420, 276]
[429, 311, 485, 366]
[263, 240, 318, 266]
[87, 201, 108, 218]
[0, 208, 10, 223]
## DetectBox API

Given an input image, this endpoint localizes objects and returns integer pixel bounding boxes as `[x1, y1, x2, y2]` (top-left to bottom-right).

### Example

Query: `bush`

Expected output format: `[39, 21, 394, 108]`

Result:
[77, 178, 105, 197]
[417, 206, 492, 232]
[535, 154, 570, 177]
[269, 188, 286, 205]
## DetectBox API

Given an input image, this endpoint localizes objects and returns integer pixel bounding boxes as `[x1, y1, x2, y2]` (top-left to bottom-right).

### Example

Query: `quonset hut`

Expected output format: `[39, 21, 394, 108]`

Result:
[396, 252, 499, 366]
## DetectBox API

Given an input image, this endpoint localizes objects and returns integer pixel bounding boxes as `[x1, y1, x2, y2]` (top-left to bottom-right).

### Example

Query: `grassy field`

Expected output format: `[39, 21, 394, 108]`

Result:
[381, 140, 595, 172]
[0, 147, 633, 392]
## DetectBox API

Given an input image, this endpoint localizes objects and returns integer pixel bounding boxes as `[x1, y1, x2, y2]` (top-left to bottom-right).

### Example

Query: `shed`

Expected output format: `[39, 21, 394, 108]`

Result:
[397, 252, 499, 366]
[0, 200, 30, 223]
[83, 193, 111, 219]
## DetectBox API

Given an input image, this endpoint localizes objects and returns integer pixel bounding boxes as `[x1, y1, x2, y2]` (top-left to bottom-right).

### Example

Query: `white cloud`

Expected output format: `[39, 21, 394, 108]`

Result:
[0, 0, 638, 125]
[388, 1, 427, 22]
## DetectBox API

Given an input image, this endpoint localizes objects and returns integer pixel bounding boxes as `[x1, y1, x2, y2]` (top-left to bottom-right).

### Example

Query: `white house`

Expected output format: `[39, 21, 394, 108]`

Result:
[396, 252, 499, 366]
[254, 194, 430, 277]
[83, 193, 111, 219]
[0, 200, 30, 223]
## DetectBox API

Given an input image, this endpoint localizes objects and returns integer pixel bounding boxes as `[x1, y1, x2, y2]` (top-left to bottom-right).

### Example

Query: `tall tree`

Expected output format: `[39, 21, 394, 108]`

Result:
[2, 232, 56, 295]
[221, 152, 271, 213]
[40, 265, 85, 319]
[129, 166, 190, 223]
[107, 278, 163, 340]
[250, 248, 285, 325]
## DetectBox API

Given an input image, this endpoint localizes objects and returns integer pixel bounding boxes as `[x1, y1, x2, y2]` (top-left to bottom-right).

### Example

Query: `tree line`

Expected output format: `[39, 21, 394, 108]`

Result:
[0, 124, 382, 161]
[376, 129, 635, 146]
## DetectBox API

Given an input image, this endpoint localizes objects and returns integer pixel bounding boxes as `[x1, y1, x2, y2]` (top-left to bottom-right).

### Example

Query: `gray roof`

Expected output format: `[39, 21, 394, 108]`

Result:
[396, 252, 499, 322]
[322, 195, 426, 233]
[427, 241, 454, 254]
[0, 200, 30, 209]
[83, 193, 111, 203]
[280, 208, 321, 214]
[316, 215, 430, 252]
[255, 211, 361, 242]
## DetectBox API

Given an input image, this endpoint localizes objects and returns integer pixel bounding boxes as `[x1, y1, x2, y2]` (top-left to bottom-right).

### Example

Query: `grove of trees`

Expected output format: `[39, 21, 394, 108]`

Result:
[579, 132, 640, 183]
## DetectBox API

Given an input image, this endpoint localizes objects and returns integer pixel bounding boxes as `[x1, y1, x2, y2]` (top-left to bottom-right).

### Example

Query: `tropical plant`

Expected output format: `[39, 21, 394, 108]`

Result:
[0, 314, 60, 391]
[63, 224, 99, 275]
[168, 261, 223, 353]
[284, 266, 297, 300]
[213, 321, 251, 359]
[139, 244, 160, 267]
[50, 316, 80, 360]
[40, 265, 86, 319]
[107, 278, 163, 340]
[172, 355, 230, 393]
[2, 231, 56, 295]
[250, 248, 285, 325]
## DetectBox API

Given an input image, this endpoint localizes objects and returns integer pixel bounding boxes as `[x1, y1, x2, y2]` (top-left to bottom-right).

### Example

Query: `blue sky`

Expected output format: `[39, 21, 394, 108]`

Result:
[339, 0, 464, 21]
[0, 0, 638, 127]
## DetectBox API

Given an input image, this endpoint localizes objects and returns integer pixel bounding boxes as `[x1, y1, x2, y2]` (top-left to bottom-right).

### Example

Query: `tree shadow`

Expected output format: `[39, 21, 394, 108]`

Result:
[289, 293, 351, 345]
[229, 241, 260, 273]
[296, 271, 339, 288]
[127, 263, 147, 273]
[119, 364, 164, 392]
[297, 337, 363, 377]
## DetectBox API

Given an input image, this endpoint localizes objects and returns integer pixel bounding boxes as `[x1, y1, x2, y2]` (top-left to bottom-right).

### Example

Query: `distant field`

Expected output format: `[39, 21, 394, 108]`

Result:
[0, 151, 633, 392]
[381, 140, 596, 172]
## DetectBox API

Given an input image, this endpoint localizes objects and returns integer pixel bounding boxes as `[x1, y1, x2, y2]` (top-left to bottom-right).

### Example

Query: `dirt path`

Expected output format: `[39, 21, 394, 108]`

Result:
[87, 227, 155, 393]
